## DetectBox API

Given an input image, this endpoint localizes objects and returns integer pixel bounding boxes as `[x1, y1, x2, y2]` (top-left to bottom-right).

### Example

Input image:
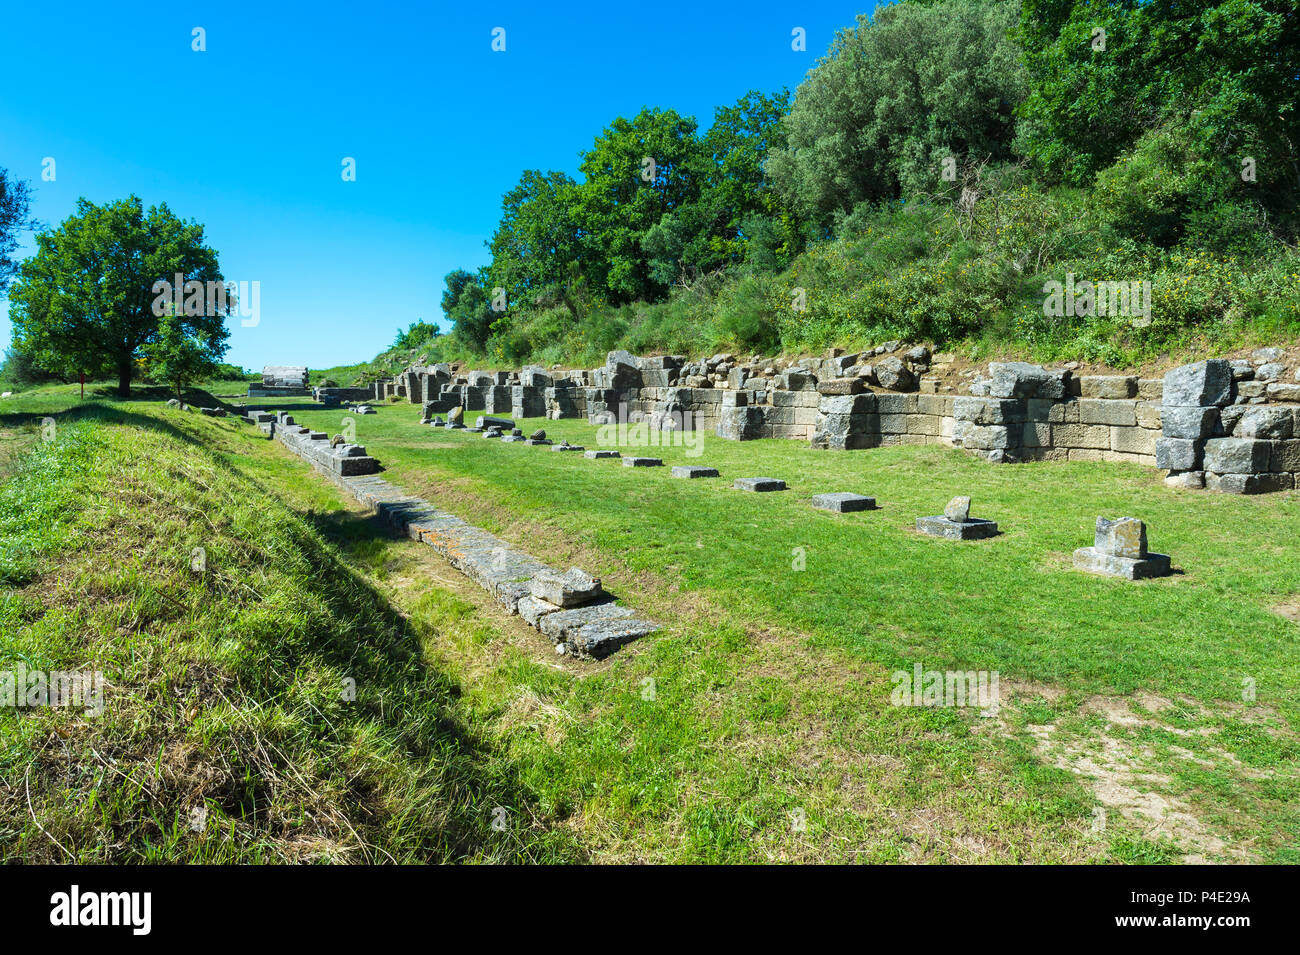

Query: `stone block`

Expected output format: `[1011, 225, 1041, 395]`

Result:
[1234, 407, 1293, 440]
[811, 492, 877, 513]
[874, 393, 918, 415]
[1265, 383, 1300, 402]
[1078, 375, 1137, 399]
[1163, 359, 1233, 407]
[1155, 437, 1201, 471]
[1160, 406, 1217, 439]
[734, 477, 786, 492]
[1051, 423, 1110, 450]
[551, 443, 585, 452]
[960, 425, 1012, 451]
[1111, 426, 1156, 456]
[816, 377, 866, 395]
[622, 456, 663, 467]
[529, 567, 604, 608]
[1093, 516, 1147, 558]
[583, 449, 620, 459]
[988, 362, 1068, 400]
[1164, 470, 1205, 490]
[1135, 402, 1162, 430]
[944, 496, 971, 521]
[1072, 547, 1171, 580]
[1079, 398, 1137, 427]
[1023, 422, 1052, 448]
[1203, 437, 1270, 474]
[1269, 439, 1300, 473]
[1205, 472, 1294, 494]
[954, 396, 1024, 425]
[671, 466, 719, 478]
[915, 515, 999, 540]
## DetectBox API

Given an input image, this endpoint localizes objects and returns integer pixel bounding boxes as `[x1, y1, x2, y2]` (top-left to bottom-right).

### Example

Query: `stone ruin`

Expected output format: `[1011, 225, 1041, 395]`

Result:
[365, 346, 1300, 494]
[250, 365, 310, 397]
[1073, 517, 1171, 580]
[916, 496, 999, 540]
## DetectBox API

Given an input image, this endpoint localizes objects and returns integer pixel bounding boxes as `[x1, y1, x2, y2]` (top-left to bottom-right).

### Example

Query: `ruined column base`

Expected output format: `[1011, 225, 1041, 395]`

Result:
[1072, 547, 1171, 580]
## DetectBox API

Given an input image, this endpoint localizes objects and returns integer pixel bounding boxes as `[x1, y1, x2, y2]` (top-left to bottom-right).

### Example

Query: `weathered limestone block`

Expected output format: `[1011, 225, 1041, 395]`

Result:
[1203, 437, 1270, 474]
[476, 415, 515, 430]
[1161, 406, 1217, 439]
[1234, 407, 1293, 440]
[1269, 439, 1300, 473]
[734, 477, 786, 491]
[671, 466, 719, 478]
[954, 396, 1024, 426]
[1051, 423, 1111, 450]
[1164, 470, 1205, 489]
[1078, 375, 1137, 399]
[1135, 402, 1162, 430]
[1155, 437, 1201, 471]
[530, 567, 603, 608]
[716, 405, 765, 441]
[988, 362, 1068, 400]
[583, 449, 619, 459]
[1111, 426, 1156, 456]
[1163, 359, 1232, 407]
[622, 456, 662, 467]
[811, 492, 877, 512]
[1205, 472, 1294, 494]
[1072, 517, 1170, 579]
[874, 356, 916, 391]
[816, 377, 866, 395]
[874, 393, 917, 415]
[1079, 399, 1137, 427]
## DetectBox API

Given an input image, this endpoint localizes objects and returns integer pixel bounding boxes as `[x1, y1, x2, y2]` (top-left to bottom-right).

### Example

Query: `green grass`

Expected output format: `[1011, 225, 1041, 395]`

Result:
[0, 400, 582, 862]
[266, 393, 1300, 862]
[4, 384, 1298, 862]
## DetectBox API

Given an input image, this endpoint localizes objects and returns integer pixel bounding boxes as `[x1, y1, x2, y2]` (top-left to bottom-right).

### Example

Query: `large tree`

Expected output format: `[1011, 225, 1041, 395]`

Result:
[8, 196, 230, 396]
[486, 170, 585, 315]
[575, 107, 711, 302]
[767, 0, 1026, 228]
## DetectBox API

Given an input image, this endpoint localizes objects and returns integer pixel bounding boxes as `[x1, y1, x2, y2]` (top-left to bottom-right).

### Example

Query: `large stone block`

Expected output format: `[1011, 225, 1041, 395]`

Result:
[1078, 375, 1137, 399]
[1051, 423, 1110, 450]
[1163, 359, 1232, 407]
[1234, 407, 1293, 440]
[1155, 437, 1201, 471]
[1203, 437, 1270, 474]
[1269, 439, 1300, 473]
[1205, 472, 1294, 494]
[1093, 516, 1147, 558]
[811, 492, 877, 513]
[734, 477, 786, 492]
[1111, 426, 1156, 456]
[530, 568, 604, 608]
[1160, 405, 1217, 439]
[954, 396, 1024, 425]
[988, 362, 1068, 400]
[1072, 548, 1171, 580]
[1079, 399, 1137, 427]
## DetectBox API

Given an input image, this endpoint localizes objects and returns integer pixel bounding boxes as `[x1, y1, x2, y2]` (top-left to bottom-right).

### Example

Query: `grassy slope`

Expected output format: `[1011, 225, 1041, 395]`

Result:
[0, 399, 581, 862]
[272, 394, 1300, 863]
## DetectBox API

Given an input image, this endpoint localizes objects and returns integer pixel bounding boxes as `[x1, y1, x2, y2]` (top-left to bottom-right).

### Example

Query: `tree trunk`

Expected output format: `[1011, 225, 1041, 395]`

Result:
[117, 359, 132, 398]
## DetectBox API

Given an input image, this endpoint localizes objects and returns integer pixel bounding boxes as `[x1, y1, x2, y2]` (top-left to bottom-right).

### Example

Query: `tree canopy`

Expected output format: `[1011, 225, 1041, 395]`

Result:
[8, 196, 230, 396]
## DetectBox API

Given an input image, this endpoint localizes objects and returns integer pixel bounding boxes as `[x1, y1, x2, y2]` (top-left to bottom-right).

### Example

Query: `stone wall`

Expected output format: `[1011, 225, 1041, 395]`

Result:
[378, 348, 1300, 494]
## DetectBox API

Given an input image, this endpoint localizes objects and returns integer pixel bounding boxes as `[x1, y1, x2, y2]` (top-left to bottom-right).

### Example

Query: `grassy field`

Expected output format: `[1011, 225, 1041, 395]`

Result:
[3, 383, 1298, 862]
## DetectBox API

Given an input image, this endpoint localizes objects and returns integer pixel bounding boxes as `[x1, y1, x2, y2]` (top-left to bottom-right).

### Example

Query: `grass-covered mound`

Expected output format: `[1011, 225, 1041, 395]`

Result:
[0, 405, 579, 862]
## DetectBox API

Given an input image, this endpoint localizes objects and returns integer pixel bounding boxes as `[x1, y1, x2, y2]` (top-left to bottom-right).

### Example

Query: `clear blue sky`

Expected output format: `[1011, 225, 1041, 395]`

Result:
[0, 1, 879, 371]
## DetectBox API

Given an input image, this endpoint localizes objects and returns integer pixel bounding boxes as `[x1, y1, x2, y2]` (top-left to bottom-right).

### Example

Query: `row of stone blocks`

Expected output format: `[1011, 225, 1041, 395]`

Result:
[248, 412, 659, 659]
[248, 411, 382, 476]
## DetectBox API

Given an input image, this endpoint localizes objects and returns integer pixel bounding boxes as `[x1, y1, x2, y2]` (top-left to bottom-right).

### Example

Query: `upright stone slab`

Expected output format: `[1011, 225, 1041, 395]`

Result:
[1072, 517, 1171, 579]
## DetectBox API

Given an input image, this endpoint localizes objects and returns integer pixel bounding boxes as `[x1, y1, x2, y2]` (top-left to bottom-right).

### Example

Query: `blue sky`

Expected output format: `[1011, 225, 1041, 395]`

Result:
[0, 1, 879, 370]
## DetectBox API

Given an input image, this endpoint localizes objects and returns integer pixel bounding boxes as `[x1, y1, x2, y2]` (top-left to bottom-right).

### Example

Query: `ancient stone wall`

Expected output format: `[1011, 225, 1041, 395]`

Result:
[378, 347, 1300, 494]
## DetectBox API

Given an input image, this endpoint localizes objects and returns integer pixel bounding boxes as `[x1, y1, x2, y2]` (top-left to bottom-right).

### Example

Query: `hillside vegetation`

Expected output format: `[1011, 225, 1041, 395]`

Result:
[368, 0, 1300, 377]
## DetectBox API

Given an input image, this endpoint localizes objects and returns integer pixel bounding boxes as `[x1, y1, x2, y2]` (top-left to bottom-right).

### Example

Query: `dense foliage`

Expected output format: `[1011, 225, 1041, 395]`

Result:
[428, 0, 1298, 369]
